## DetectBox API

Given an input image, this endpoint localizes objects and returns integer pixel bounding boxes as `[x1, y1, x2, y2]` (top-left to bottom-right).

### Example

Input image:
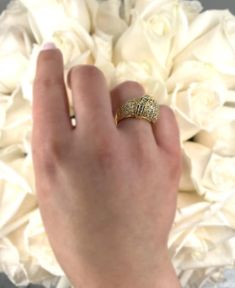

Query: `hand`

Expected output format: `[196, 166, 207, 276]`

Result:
[32, 46, 182, 288]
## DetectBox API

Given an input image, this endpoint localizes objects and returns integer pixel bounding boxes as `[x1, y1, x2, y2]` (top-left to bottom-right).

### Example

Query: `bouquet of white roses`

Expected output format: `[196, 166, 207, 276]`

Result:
[0, 0, 235, 287]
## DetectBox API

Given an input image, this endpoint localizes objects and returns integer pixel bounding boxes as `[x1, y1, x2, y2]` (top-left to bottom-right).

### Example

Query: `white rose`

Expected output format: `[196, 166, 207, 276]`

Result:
[167, 60, 222, 94]
[20, 0, 90, 42]
[202, 154, 235, 197]
[0, 2, 33, 92]
[0, 212, 60, 287]
[0, 0, 30, 30]
[92, 31, 116, 88]
[0, 94, 12, 129]
[0, 117, 36, 197]
[170, 192, 235, 287]
[179, 149, 194, 191]
[0, 237, 28, 286]
[114, 0, 202, 82]
[194, 104, 235, 156]
[174, 9, 235, 78]
[169, 77, 227, 141]
[0, 21, 32, 94]
[183, 142, 235, 202]
[0, 87, 32, 148]
[86, 0, 127, 40]
[174, 9, 231, 52]
[0, 145, 36, 220]
[223, 194, 235, 228]
[118, 0, 136, 24]
[51, 24, 94, 67]
[111, 60, 168, 103]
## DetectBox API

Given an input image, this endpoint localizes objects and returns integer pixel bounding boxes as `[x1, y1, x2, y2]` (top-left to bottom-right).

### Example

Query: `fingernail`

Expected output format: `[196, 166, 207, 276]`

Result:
[42, 42, 57, 51]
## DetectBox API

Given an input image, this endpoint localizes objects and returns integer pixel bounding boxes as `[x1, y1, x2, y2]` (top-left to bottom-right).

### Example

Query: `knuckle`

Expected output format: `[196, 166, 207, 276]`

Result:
[93, 135, 118, 167]
[161, 105, 174, 115]
[71, 65, 104, 81]
[33, 138, 65, 172]
[43, 139, 65, 160]
[118, 80, 145, 94]
[34, 75, 64, 90]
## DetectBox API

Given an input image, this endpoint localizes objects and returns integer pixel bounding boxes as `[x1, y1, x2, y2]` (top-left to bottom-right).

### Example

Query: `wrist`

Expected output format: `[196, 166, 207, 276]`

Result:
[69, 250, 181, 288]
[152, 252, 181, 288]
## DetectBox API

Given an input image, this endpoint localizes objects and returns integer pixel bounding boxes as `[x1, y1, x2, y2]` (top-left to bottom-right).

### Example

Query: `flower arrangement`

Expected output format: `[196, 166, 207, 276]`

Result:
[0, 0, 235, 287]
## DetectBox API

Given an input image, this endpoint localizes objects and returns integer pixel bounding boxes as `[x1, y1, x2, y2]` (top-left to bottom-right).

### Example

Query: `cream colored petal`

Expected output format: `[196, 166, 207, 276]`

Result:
[0, 146, 32, 193]
[3, 217, 58, 287]
[95, 0, 127, 40]
[0, 54, 29, 93]
[20, 0, 90, 40]
[167, 60, 222, 94]
[112, 60, 167, 103]
[0, 94, 13, 128]
[179, 148, 195, 191]
[195, 106, 235, 156]
[174, 11, 235, 75]
[114, 11, 173, 80]
[171, 80, 227, 142]
[201, 153, 235, 201]
[3, 87, 31, 130]
[0, 0, 30, 30]
[182, 142, 212, 196]
[119, 0, 136, 24]
[0, 237, 29, 286]
[179, 9, 230, 50]
[0, 181, 27, 229]
[175, 236, 235, 270]
[92, 32, 115, 87]
[24, 209, 64, 276]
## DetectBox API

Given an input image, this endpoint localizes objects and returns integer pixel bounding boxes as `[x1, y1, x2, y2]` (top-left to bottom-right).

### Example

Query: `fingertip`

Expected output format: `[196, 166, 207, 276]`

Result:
[37, 41, 62, 61]
[35, 45, 64, 81]
[32, 42, 72, 139]
[41, 42, 57, 51]
[38, 47, 63, 64]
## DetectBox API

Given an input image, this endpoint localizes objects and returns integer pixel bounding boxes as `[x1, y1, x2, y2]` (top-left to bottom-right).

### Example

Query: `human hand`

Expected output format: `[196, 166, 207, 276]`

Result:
[32, 44, 182, 288]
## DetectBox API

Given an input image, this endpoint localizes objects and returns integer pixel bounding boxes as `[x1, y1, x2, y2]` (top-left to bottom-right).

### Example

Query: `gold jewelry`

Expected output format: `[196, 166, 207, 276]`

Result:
[115, 95, 160, 125]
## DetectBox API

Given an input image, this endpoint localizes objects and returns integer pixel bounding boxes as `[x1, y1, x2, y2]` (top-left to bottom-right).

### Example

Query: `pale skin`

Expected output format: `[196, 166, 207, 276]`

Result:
[32, 47, 182, 288]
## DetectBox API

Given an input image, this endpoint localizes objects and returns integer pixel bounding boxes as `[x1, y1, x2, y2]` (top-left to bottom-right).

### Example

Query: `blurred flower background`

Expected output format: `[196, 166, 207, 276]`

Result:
[0, 0, 235, 287]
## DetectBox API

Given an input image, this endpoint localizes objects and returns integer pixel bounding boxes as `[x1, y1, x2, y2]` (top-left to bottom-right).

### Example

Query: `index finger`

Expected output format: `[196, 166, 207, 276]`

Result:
[32, 43, 72, 145]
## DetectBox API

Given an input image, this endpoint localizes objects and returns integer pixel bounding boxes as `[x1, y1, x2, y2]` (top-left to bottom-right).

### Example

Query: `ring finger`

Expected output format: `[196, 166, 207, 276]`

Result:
[110, 81, 157, 145]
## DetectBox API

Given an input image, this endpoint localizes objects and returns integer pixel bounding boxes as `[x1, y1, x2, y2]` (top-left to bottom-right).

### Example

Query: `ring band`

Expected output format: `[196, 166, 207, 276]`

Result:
[114, 95, 160, 125]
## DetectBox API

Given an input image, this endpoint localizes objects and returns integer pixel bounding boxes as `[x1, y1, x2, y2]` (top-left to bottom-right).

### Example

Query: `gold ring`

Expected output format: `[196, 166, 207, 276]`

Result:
[114, 95, 160, 125]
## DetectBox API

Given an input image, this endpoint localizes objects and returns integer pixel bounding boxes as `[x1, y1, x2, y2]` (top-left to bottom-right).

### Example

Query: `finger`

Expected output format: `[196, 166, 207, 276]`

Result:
[33, 44, 72, 143]
[67, 65, 115, 136]
[110, 81, 156, 144]
[152, 105, 181, 155]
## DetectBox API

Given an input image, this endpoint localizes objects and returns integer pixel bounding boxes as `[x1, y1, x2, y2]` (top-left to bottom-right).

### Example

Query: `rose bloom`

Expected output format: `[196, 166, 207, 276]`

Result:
[170, 191, 235, 287]
[174, 9, 235, 77]
[168, 75, 227, 141]
[0, 1, 34, 94]
[181, 142, 235, 202]
[114, 0, 203, 81]
[19, 0, 90, 41]
[195, 104, 235, 156]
